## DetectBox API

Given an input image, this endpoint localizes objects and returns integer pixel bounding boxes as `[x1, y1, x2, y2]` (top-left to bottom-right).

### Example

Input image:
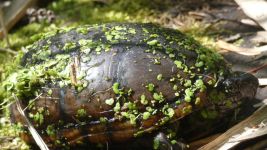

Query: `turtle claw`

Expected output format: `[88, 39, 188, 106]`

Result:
[154, 132, 188, 150]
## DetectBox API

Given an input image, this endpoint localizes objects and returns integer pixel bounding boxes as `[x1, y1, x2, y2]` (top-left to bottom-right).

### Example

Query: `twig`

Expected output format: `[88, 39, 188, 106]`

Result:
[22, 93, 43, 111]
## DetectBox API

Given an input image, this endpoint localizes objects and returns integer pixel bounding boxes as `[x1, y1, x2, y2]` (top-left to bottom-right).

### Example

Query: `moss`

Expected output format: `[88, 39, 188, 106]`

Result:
[76, 27, 89, 35]
[124, 102, 136, 110]
[99, 117, 108, 124]
[201, 109, 218, 119]
[153, 58, 161, 65]
[147, 83, 155, 92]
[46, 125, 56, 136]
[153, 92, 164, 102]
[105, 98, 115, 105]
[113, 102, 121, 112]
[76, 108, 87, 118]
[63, 42, 76, 51]
[173, 85, 178, 91]
[174, 60, 183, 69]
[29, 111, 44, 125]
[147, 39, 158, 46]
[184, 88, 194, 102]
[128, 28, 136, 34]
[184, 80, 192, 87]
[142, 112, 151, 120]
[194, 79, 206, 92]
[162, 105, 175, 118]
[140, 94, 148, 105]
[195, 61, 204, 67]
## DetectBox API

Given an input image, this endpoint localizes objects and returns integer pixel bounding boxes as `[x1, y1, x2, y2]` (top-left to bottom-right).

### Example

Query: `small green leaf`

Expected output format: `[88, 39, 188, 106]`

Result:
[184, 80, 192, 87]
[147, 39, 158, 46]
[153, 92, 164, 102]
[76, 108, 87, 118]
[143, 112, 151, 120]
[174, 60, 183, 69]
[113, 102, 121, 112]
[157, 74, 162, 81]
[112, 82, 120, 94]
[147, 83, 154, 92]
[140, 94, 148, 105]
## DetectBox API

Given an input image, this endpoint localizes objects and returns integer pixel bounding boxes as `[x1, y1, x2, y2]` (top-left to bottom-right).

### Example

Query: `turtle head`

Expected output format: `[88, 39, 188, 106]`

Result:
[219, 71, 258, 99]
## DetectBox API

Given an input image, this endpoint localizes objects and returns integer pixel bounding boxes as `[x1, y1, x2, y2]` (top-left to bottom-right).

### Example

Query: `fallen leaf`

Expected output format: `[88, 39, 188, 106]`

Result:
[235, 0, 267, 31]
[217, 40, 267, 57]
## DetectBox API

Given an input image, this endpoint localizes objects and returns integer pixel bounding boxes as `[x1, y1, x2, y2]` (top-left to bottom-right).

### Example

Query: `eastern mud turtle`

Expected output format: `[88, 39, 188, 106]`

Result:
[8, 23, 258, 149]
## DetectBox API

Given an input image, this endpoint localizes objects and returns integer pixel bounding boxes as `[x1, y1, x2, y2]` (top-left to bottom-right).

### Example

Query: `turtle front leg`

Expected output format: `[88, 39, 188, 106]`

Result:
[154, 132, 188, 150]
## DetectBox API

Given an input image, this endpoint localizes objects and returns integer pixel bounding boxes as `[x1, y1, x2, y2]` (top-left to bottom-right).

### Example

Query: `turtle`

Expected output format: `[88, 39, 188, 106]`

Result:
[6, 23, 258, 150]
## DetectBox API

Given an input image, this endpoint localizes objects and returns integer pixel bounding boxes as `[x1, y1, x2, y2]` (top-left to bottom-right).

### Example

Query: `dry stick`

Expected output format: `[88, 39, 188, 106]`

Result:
[13, 94, 50, 150]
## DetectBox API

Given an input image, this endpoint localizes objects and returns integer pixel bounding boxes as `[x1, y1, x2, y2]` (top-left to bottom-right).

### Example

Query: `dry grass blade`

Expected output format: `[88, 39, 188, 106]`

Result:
[13, 94, 50, 150]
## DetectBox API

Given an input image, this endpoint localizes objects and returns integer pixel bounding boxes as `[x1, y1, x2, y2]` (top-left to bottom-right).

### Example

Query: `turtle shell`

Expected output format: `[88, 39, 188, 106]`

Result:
[10, 23, 230, 148]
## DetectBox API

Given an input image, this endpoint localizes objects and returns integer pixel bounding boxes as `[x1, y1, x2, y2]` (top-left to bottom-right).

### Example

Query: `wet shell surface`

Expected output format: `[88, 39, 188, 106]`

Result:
[9, 23, 232, 148]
